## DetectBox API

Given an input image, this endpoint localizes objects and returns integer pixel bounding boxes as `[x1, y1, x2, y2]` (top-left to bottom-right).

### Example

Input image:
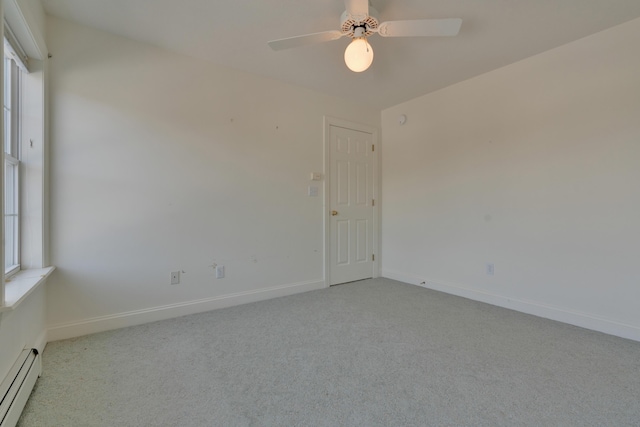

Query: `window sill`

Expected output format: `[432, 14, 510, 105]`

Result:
[1, 266, 56, 312]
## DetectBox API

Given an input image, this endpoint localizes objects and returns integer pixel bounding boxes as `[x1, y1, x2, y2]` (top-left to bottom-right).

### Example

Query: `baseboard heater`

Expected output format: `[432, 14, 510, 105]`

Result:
[0, 349, 41, 427]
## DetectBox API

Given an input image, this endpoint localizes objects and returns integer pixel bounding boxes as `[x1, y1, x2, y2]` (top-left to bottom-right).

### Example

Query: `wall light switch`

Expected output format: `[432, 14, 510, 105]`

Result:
[308, 186, 319, 197]
[215, 265, 225, 279]
[310, 172, 323, 181]
[486, 263, 495, 276]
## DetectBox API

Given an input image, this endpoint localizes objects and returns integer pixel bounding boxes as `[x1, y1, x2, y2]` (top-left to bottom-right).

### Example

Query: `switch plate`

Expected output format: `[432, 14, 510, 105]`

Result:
[485, 263, 495, 276]
[310, 172, 323, 181]
[170, 271, 180, 285]
[308, 186, 318, 197]
[215, 265, 225, 279]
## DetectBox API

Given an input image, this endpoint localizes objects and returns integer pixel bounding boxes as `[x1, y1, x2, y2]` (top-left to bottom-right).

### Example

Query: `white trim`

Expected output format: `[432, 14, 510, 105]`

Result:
[382, 269, 640, 342]
[0, 266, 54, 311]
[323, 116, 380, 286]
[47, 279, 325, 342]
[3, 0, 47, 60]
[4, 18, 29, 72]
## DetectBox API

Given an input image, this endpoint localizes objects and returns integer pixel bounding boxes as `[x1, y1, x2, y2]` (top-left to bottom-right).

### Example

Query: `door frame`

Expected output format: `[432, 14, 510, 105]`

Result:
[323, 116, 380, 287]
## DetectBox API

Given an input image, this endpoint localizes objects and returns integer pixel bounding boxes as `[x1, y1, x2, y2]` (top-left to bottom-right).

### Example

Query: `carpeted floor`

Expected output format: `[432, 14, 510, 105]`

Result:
[18, 278, 640, 426]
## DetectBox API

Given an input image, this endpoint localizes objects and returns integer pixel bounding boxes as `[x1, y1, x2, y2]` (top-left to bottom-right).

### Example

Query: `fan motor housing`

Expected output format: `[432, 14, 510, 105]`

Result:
[340, 7, 379, 38]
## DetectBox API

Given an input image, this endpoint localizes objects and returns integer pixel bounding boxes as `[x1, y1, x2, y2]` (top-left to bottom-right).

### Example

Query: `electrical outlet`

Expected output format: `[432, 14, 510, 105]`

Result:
[485, 263, 495, 276]
[170, 271, 180, 285]
[215, 265, 225, 279]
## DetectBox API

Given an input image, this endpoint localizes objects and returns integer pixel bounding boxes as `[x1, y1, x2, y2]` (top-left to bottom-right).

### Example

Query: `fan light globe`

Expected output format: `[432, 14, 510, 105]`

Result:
[344, 38, 373, 72]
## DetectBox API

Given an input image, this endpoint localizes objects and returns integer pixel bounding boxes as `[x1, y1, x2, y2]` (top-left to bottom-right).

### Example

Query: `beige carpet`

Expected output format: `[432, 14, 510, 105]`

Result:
[19, 278, 640, 426]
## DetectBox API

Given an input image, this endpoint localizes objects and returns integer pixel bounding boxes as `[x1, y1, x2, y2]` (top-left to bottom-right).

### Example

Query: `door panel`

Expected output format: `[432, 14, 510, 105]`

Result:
[355, 219, 368, 262]
[337, 161, 350, 205]
[337, 220, 350, 265]
[356, 162, 368, 205]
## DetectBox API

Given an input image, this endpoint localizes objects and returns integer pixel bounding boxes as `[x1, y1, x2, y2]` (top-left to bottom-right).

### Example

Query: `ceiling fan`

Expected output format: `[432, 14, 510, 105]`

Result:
[268, 0, 462, 72]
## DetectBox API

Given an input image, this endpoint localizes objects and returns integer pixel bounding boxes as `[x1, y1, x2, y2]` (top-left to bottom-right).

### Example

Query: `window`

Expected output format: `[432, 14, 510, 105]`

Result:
[3, 53, 20, 276]
[1, 2, 52, 309]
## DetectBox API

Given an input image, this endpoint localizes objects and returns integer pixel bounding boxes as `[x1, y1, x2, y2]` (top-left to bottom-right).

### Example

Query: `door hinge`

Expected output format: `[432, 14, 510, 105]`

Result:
[372, 254, 375, 261]
[372, 144, 375, 152]
[372, 199, 375, 206]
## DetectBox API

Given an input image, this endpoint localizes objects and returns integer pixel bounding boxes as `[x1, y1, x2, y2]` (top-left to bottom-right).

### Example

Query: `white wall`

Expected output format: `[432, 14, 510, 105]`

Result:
[382, 18, 640, 341]
[46, 17, 380, 339]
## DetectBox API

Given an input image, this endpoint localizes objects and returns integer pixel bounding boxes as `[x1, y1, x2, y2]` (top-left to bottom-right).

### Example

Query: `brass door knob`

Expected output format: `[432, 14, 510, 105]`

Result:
[331, 210, 338, 216]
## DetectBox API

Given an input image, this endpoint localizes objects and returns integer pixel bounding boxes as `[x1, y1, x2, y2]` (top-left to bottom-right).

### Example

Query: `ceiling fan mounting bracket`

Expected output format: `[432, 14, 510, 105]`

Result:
[340, 8, 379, 38]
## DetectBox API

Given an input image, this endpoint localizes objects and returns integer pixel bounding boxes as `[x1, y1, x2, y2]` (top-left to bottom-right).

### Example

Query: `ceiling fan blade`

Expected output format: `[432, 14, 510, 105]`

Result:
[377, 18, 462, 37]
[344, 0, 369, 20]
[268, 30, 345, 51]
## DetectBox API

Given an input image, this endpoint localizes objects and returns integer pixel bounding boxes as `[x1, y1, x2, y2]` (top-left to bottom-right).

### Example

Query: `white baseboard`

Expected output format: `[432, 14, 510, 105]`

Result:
[47, 279, 326, 342]
[382, 269, 640, 342]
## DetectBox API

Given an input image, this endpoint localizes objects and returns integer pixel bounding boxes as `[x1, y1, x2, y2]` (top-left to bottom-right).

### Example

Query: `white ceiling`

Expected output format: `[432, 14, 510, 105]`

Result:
[41, 0, 640, 109]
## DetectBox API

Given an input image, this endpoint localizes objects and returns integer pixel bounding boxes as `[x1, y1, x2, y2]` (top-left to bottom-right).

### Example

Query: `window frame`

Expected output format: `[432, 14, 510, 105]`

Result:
[3, 51, 21, 277]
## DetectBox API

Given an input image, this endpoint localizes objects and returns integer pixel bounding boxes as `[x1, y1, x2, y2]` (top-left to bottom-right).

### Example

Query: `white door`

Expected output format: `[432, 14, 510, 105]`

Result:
[329, 124, 375, 285]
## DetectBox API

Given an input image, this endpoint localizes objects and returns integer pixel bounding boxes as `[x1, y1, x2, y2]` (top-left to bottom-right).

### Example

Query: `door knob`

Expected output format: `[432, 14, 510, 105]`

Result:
[331, 210, 338, 216]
